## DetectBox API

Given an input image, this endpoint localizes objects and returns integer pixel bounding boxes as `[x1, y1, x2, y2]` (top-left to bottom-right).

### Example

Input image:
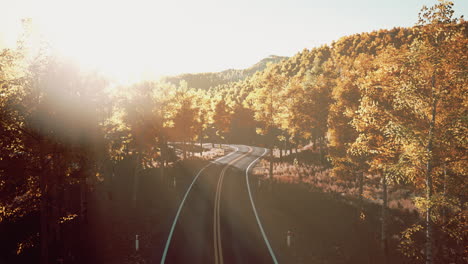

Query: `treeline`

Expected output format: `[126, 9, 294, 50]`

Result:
[161, 55, 287, 90]
[0, 29, 230, 262]
[0, 2, 466, 264]
[209, 2, 466, 263]
[0, 21, 281, 261]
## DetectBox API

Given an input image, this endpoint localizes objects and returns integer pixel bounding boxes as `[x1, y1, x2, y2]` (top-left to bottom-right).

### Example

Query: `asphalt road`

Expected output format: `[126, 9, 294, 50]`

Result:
[159, 145, 278, 264]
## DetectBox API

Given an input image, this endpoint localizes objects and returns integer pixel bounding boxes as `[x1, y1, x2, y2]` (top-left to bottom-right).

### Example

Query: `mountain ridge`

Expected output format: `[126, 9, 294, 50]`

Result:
[161, 55, 288, 90]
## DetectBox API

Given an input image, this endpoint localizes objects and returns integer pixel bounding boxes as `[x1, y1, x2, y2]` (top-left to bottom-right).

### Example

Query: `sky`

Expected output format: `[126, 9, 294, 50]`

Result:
[1, 0, 467, 83]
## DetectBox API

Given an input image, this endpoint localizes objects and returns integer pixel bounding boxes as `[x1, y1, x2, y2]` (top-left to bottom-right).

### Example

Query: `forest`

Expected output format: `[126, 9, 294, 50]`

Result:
[0, 1, 466, 264]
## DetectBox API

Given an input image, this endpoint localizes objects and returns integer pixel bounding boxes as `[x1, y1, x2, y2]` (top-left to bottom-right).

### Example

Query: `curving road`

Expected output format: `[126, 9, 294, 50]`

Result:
[159, 145, 278, 264]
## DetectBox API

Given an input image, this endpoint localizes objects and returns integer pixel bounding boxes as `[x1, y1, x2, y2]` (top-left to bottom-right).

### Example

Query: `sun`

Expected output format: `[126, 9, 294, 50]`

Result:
[41, 2, 166, 84]
[8, 0, 179, 84]
[4, 0, 272, 83]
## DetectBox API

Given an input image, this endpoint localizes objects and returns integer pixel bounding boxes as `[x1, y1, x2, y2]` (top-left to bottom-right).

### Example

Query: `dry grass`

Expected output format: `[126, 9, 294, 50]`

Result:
[172, 143, 228, 161]
[253, 154, 418, 213]
[194, 146, 227, 160]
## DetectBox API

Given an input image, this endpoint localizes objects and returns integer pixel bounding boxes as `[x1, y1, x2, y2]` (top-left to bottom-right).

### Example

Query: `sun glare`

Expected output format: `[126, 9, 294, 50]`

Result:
[5, 0, 466, 85]
[8, 0, 183, 84]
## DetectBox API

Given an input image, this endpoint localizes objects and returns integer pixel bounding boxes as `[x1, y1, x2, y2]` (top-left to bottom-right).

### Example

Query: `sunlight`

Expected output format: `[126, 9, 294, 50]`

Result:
[40, 0, 170, 83]
[5, 0, 466, 85]
[1, 1, 467, 263]
[7, 0, 183, 84]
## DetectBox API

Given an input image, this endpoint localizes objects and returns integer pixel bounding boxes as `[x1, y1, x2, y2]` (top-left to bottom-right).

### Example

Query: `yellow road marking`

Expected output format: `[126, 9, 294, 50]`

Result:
[213, 147, 253, 264]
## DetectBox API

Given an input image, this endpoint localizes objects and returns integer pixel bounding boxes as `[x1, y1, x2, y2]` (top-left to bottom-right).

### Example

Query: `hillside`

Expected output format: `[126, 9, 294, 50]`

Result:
[161, 55, 287, 90]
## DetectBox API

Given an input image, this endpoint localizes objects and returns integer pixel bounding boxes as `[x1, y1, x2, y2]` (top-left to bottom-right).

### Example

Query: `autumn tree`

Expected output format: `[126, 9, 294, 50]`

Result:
[354, 2, 467, 262]
[229, 103, 257, 145]
[247, 70, 286, 178]
[350, 57, 403, 262]
[119, 82, 163, 208]
[169, 84, 200, 159]
[0, 44, 110, 263]
[212, 97, 231, 147]
[327, 54, 368, 196]
[281, 47, 332, 164]
[192, 89, 211, 155]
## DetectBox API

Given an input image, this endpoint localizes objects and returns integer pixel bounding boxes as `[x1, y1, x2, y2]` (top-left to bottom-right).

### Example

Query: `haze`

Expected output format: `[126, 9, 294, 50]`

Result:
[1, 0, 467, 83]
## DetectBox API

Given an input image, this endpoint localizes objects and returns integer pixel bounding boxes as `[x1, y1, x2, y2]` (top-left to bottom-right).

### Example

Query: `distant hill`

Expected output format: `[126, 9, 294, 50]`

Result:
[161, 55, 288, 90]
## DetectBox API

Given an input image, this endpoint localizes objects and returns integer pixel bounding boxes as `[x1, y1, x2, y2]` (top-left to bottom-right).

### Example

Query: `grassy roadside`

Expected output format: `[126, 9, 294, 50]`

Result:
[250, 150, 420, 264]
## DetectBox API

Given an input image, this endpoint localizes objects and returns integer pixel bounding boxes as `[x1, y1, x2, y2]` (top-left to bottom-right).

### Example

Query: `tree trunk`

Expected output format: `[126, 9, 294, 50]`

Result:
[40, 152, 49, 264]
[133, 153, 141, 209]
[425, 95, 437, 264]
[80, 158, 89, 224]
[52, 155, 64, 261]
[200, 134, 203, 156]
[442, 162, 447, 223]
[358, 171, 364, 203]
[190, 140, 194, 157]
[441, 162, 448, 260]
[78, 157, 90, 262]
[269, 147, 273, 179]
[318, 137, 324, 165]
[183, 140, 187, 160]
[79, 176, 88, 261]
[381, 171, 388, 263]
[161, 139, 166, 184]
[109, 162, 115, 200]
[279, 147, 283, 161]
[312, 133, 317, 151]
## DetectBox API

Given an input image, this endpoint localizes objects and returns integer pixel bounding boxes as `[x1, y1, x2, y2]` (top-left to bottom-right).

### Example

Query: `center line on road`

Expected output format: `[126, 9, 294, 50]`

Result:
[160, 145, 238, 264]
[213, 147, 253, 264]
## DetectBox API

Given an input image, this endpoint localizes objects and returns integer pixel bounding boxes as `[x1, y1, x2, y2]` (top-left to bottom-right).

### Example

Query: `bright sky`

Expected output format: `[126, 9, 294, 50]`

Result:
[1, 0, 467, 83]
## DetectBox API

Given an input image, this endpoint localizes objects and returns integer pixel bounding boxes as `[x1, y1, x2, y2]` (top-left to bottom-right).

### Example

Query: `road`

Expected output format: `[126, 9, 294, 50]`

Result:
[158, 145, 278, 264]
